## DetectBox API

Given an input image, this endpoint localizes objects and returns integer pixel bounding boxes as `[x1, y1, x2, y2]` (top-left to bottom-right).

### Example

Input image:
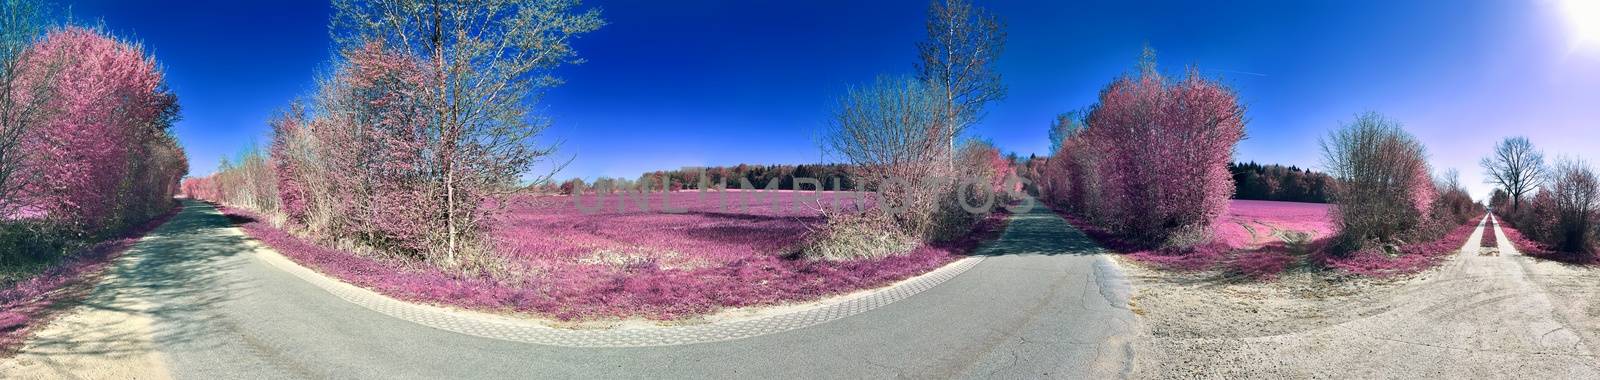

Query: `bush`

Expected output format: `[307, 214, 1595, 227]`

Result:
[1041, 49, 1246, 249]
[325, 0, 603, 266]
[801, 211, 918, 261]
[1517, 159, 1599, 258]
[0, 221, 69, 266]
[1320, 112, 1435, 255]
[1042, 133, 1103, 217]
[823, 75, 953, 240]
[14, 26, 185, 237]
[923, 140, 1016, 242]
[212, 147, 279, 216]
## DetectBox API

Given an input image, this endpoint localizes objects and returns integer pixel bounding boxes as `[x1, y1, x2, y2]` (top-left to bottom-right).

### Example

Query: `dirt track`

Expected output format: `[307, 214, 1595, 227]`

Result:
[1129, 214, 1600, 378]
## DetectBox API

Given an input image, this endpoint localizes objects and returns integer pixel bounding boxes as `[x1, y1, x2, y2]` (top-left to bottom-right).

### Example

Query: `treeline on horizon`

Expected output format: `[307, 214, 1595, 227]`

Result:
[545, 159, 1333, 204]
[1228, 162, 1333, 203]
[544, 164, 858, 194]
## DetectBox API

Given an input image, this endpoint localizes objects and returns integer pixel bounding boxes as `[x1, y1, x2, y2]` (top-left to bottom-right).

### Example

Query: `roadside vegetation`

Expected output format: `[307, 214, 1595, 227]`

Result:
[1483, 137, 1599, 264]
[1029, 52, 1485, 280]
[184, 0, 1023, 322]
[1315, 113, 1483, 276]
[0, 1, 187, 353]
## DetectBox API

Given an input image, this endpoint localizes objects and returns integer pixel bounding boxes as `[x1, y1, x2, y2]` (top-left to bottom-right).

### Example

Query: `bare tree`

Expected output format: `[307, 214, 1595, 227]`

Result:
[1547, 158, 1598, 253]
[1440, 168, 1462, 192]
[1321, 112, 1434, 250]
[825, 75, 950, 237]
[0, 0, 56, 215]
[1047, 110, 1083, 154]
[331, 0, 603, 263]
[1480, 136, 1547, 212]
[916, 0, 1005, 166]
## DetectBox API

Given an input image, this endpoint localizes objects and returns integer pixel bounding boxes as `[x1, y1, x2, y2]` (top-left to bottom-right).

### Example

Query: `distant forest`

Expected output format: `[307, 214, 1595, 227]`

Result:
[548, 160, 1331, 204]
[551, 164, 856, 194]
[1229, 162, 1332, 203]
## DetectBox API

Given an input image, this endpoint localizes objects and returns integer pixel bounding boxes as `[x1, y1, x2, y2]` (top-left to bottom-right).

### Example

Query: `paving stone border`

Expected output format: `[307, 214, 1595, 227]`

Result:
[239, 228, 984, 348]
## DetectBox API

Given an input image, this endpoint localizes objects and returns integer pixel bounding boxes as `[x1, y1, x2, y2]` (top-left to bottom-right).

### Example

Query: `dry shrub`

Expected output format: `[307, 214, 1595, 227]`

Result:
[1517, 159, 1600, 258]
[801, 211, 918, 261]
[823, 75, 954, 241]
[1320, 112, 1436, 255]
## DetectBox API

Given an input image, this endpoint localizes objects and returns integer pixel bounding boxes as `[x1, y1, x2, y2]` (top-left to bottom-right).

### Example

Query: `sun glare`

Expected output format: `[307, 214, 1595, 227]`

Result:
[1562, 0, 1600, 49]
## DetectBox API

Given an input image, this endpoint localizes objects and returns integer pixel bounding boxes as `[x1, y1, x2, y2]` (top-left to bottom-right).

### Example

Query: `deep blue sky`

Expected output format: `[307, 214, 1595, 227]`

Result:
[66, 0, 1600, 200]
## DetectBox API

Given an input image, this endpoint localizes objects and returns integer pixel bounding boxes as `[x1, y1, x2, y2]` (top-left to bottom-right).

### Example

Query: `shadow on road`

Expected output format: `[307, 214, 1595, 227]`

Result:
[971, 203, 1109, 257]
[17, 199, 255, 364]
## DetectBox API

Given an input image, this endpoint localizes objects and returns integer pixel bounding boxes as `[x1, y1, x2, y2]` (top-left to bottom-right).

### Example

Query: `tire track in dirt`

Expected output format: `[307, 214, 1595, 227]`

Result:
[1133, 214, 1600, 378]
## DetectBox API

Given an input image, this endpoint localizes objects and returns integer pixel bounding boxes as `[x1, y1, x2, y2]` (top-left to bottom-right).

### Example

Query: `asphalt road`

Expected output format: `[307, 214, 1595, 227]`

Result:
[4, 199, 1139, 379]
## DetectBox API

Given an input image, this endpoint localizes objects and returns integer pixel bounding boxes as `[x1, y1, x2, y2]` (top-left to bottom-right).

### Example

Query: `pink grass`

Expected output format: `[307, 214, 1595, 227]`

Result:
[1067, 200, 1333, 280]
[1, 203, 181, 355]
[224, 191, 1007, 321]
[1067, 200, 1473, 279]
[1480, 218, 1499, 248]
[1319, 218, 1480, 277]
[1212, 200, 1335, 249]
[1499, 217, 1598, 265]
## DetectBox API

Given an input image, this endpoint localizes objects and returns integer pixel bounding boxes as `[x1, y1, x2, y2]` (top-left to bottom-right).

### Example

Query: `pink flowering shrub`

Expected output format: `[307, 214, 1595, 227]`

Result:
[210, 147, 278, 214]
[222, 192, 1008, 320]
[1501, 160, 1600, 264]
[13, 27, 184, 237]
[1044, 50, 1245, 248]
[1041, 133, 1102, 217]
[268, 108, 310, 226]
[3, 27, 184, 349]
[181, 177, 218, 201]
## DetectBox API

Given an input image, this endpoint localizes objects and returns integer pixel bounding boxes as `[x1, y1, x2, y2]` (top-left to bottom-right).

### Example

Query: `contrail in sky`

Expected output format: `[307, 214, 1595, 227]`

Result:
[1209, 68, 1269, 77]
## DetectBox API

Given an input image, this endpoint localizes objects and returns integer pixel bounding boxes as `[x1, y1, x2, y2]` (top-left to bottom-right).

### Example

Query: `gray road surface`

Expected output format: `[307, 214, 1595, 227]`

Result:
[6, 199, 1138, 379]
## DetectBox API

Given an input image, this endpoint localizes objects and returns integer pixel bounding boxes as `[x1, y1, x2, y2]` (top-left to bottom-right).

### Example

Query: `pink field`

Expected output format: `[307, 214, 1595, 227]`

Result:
[228, 191, 1006, 321]
[1086, 200, 1476, 279]
[493, 192, 842, 270]
[1110, 200, 1334, 279]
[1211, 200, 1335, 250]
[1320, 220, 1479, 277]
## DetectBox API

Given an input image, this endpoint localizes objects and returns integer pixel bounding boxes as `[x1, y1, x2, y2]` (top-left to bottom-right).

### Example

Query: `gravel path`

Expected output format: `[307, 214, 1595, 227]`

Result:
[1130, 214, 1600, 378]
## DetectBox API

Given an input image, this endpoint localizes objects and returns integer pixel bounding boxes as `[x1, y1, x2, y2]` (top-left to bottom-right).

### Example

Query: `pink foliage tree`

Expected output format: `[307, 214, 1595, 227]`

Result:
[1051, 47, 1246, 247]
[268, 107, 310, 225]
[17, 27, 183, 235]
[336, 41, 436, 255]
[181, 177, 217, 201]
[264, 41, 446, 259]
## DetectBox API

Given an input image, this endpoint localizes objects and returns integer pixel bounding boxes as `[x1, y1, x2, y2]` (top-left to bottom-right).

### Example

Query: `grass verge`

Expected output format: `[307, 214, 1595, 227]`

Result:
[0, 203, 182, 356]
[218, 204, 1010, 322]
